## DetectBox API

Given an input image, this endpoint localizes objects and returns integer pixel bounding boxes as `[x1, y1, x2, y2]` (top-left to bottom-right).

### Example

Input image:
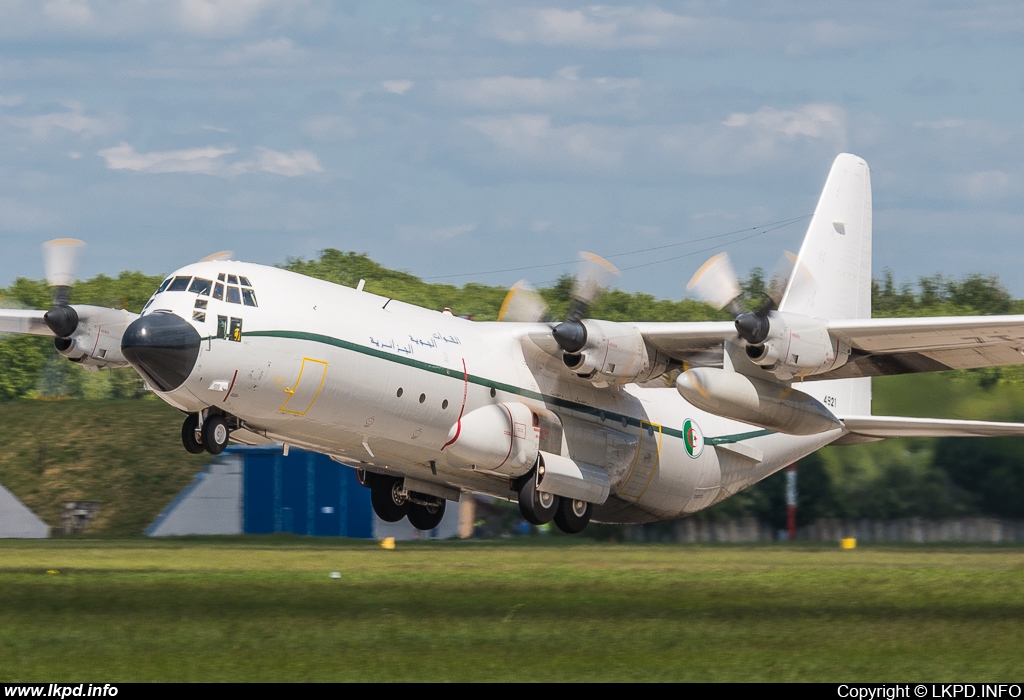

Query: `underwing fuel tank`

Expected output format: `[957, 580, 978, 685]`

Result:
[676, 367, 841, 435]
[443, 402, 540, 476]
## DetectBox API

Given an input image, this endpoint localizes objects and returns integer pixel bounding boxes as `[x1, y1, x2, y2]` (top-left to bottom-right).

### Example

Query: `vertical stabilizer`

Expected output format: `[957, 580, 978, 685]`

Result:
[779, 153, 872, 321]
[783, 154, 872, 415]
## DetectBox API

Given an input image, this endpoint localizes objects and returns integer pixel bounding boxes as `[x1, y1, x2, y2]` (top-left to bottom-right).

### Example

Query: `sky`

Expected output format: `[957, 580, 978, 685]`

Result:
[1, 0, 1023, 301]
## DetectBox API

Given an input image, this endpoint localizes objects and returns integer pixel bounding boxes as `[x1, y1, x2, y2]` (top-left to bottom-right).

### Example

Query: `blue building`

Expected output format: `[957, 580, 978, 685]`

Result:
[147, 445, 460, 539]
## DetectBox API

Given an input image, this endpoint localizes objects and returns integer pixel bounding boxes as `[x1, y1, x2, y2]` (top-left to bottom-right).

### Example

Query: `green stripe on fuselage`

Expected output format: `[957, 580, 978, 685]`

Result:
[243, 330, 776, 446]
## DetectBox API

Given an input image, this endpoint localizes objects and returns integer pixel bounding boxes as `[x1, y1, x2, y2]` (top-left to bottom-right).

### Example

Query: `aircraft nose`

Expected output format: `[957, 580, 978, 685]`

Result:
[121, 313, 201, 392]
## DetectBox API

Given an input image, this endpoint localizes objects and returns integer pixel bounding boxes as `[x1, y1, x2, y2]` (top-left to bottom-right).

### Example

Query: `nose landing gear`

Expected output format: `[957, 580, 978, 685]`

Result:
[180, 410, 232, 455]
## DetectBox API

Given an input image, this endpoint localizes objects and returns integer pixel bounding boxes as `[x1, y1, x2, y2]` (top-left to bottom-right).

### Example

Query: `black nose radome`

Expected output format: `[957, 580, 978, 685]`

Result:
[121, 313, 201, 392]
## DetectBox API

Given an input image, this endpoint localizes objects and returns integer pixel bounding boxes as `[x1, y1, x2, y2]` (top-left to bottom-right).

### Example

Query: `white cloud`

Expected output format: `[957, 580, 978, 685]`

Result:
[398, 223, 476, 242]
[458, 103, 848, 177]
[439, 73, 641, 115]
[96, 142, 323, 177]
[7, 102, 107, 140]
[0, 95, 23, 108]
[488, 6, 700, 49]
[219, 37, 305, 64]
[958, 170, 1015, 201]
[465, 114, 629, 171]
[43, 0, 93, 26]
[381, 80, 414, 95]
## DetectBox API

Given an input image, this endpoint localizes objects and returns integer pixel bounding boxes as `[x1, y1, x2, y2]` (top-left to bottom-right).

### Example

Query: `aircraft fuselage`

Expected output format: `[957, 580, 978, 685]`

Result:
[135, 260, 839, 524]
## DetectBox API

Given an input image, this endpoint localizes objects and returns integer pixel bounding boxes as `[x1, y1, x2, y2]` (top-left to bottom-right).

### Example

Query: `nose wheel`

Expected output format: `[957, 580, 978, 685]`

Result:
[180, 412, 231, 454]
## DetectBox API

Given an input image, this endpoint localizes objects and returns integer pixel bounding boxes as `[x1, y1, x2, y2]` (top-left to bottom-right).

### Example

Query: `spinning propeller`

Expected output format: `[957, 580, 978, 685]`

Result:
[686, 251, 796, 346]
[42, 238, 85, 339]
[498, 252, 620, 352]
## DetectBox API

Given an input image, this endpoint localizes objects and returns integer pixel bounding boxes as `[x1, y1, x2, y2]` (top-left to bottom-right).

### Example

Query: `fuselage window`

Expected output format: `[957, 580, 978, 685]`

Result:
[192, 311, 206, 323]
[229, 317, 243, 341]
[194, 299, 208, 309]
[156, 277, 173, 293]
[213, 283, 224, 300]
[226, 286, 241, 304]
[217, 316, 228, 339]
[167, 276, 192, 292]
[188, 278, 212, 296]
[241, 288, 257, 307]
[227, 274, 238, 285]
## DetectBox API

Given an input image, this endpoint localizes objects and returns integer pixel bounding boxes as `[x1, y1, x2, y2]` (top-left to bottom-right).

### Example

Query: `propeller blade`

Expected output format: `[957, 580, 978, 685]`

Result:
[569, 252, 618, 321]
[200, 250, 234, 262]
[763, 251, 797, 312]
[687, 253, 741, 313]
[498, 280, 549, 323]
[43, 238, 85, 292]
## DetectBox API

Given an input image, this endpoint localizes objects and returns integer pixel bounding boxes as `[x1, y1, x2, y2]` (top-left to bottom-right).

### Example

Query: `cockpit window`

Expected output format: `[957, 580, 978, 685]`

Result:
[226, 286, 241, 304]
[157, 277, 173, 293]
[227, 274, 238, 285]
[213, 282, 224, 300]
[188, 278, 212, 296]
[239, 276, 251, 287]
[168, 276, 192, 292]
[217, 273, 225, 282]
[242, 288, 257, 307]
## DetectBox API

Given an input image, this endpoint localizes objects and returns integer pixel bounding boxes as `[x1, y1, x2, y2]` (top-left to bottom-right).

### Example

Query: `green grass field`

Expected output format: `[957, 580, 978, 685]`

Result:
[2, 539, 1023, 682]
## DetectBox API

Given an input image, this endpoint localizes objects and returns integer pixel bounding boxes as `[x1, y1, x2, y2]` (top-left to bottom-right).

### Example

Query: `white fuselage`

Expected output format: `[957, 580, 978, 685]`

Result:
[141, 261, 844, 523]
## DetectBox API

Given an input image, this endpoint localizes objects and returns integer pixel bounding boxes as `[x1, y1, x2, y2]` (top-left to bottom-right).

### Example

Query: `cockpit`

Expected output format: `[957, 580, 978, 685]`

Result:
[143, 271, 259, 316]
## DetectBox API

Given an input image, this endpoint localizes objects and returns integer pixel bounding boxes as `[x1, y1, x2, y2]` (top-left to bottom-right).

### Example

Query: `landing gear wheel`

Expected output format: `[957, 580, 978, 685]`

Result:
[202, 414, 229, 455]
[181, 414, 204, 454]
[553, 498, 593, 534]
[518, 473, 559, 525]
[408, 499, 446, 531]
[370, 478, 410, 523]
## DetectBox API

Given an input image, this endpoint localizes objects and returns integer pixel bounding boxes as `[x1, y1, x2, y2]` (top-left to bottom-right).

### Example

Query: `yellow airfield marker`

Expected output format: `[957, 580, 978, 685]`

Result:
[380, 537, 396, 550]
[840, 538, 857, 549]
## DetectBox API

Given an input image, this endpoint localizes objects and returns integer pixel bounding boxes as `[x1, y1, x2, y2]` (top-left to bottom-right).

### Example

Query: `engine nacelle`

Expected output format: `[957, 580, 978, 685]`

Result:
[443, 402, 540, 476]
[676, 367, 842, 435]
[53, 306, 134, 370]
[561, 319, 669, 385]
[742, 311, 849, 381]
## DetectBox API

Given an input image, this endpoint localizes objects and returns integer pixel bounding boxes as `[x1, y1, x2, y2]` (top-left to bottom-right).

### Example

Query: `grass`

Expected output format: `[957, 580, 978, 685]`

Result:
[2, 539, 1024, 681]
[0, 400, 209, 535]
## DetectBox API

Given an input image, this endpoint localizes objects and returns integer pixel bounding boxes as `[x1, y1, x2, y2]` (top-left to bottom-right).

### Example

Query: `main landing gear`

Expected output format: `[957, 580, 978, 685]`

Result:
[181, 411, 231, 455]
[359, 471, 447, 532]
[516, 467, 593, 535]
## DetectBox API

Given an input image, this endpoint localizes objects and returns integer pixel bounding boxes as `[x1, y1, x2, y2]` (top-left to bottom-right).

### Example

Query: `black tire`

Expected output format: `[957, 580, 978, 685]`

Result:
[181, 414, 204, 454]
[553, 498, 593, 534]
[370, 478, 409, 522]
[202, 414, 229, 455]
[518, 474, 558, 525]
[408, 498, 446, 531]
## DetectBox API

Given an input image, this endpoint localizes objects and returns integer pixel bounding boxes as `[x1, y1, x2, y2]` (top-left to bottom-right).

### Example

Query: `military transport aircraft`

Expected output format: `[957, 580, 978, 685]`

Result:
[4, 153, 1024, 534]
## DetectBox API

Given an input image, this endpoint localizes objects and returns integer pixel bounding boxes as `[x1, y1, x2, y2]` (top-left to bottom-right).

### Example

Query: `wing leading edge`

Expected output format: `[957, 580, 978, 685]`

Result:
[633, 316, 1024, 380]
[842, 415, 1024, 439]
[0, 309, 51, 336]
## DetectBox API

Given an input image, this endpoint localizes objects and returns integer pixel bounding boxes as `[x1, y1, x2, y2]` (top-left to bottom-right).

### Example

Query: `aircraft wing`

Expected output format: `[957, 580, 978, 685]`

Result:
[823, 315, 1024, 379]
[842, 415, 1024, 439]
[0, 309, 52, 336]
[632, 321, 736, 357]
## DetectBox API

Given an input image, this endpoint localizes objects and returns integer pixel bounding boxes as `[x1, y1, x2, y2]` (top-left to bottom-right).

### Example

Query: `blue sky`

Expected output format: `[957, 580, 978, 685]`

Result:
[1, 1, 1023, 300]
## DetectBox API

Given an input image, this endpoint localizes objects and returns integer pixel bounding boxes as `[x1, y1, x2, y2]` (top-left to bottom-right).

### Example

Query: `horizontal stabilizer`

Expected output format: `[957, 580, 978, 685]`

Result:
[842, 415, 1024, 439]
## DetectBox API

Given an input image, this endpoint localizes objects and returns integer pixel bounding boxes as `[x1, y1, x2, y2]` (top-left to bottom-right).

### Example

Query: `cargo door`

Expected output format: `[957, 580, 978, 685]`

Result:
[279, 358, 328, 415]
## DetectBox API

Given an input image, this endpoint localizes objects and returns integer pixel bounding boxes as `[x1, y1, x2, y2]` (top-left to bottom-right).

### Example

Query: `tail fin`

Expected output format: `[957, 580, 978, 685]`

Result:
[779, 153, 872, 321]
[784, 154, 872, 415]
